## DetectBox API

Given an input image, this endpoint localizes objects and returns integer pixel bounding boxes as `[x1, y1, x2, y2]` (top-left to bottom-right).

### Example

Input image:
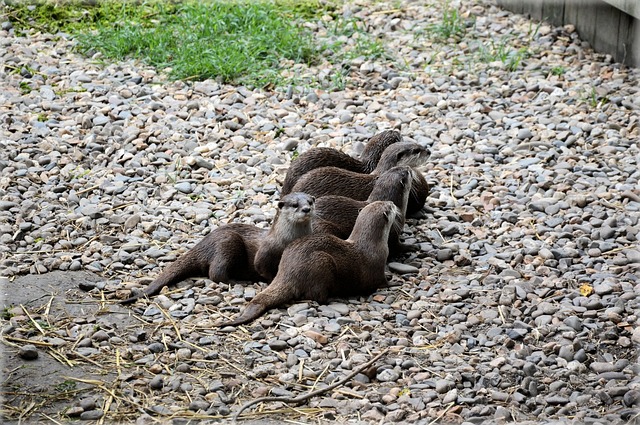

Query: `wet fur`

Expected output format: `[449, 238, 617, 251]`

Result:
[281, 130, 402, 195]
[217, 201, 399, 327]
[291, 142, 430, 215]
[121, 193, 316, 304]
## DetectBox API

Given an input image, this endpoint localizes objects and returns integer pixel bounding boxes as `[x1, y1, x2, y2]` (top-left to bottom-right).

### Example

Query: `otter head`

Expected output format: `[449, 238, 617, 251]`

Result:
[278, 192, 315, 223]
[350, 200, 400, 246]
[368, 166, 413, 216]
[375, 142, 431, 173]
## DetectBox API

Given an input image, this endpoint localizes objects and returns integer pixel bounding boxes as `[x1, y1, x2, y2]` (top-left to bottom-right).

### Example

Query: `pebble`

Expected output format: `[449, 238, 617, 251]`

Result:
[79, 410, 104, 420]
[2, 2, 638, 424]
[268, 340, 289, 351]
[388, 262, 419, 274]
[149, 375, 164, 390]
[18, 344, 38, 360]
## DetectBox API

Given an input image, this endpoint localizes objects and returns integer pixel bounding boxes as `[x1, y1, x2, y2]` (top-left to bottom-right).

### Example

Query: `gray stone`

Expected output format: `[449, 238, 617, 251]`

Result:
[388, 262, 419, 274]
[18, 344, 38, 360]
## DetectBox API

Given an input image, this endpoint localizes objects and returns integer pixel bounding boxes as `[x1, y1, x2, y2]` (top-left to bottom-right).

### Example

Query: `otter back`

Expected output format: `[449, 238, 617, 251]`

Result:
[281, 130, 402, 195]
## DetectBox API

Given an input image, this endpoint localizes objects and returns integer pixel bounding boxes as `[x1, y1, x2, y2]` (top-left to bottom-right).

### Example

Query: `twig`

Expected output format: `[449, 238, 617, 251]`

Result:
[98, 394, 113, 425]
[231, 349, 388, 423]
[20, 304, 45, 335]
[70, 350, 104, 368]
[156, 303, 183, 341]
[370, 9, 402, 15]
[308, 362, 331, 393]
[76, 185, 100, 195]
[40, 413, 63, 425]
[428, 401, 455, 425]
[1, 335, 54, 347]
[498, 305, 506, 324]
[44, 295, 54, 326]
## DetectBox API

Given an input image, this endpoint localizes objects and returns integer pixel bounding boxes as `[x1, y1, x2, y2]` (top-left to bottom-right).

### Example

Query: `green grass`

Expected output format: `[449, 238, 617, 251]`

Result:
[478, 39, 530, 71]
[429, 2, 469, 42]
[5, 0, 394, 89]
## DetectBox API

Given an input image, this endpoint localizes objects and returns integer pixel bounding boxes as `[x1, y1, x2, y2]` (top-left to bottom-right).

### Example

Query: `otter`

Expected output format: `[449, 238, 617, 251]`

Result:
[120, 192, 316, 304]
[280, 130, 402, 195]
[290, 142, 430, 216]
[313, 165, 414, 256]
[216, 201, 400, 327]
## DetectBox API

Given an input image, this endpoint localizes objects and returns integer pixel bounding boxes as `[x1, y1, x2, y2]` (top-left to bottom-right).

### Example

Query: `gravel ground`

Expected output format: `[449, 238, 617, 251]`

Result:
[1, 0, 639, 424]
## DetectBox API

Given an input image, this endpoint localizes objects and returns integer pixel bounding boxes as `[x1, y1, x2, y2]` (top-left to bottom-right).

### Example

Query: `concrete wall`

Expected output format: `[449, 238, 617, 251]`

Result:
[496, 0, 640, 67]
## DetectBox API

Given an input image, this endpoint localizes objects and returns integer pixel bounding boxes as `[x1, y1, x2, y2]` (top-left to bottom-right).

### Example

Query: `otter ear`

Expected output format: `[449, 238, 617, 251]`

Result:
[311, 196, 315, 203]
[278, 201, 285, 209]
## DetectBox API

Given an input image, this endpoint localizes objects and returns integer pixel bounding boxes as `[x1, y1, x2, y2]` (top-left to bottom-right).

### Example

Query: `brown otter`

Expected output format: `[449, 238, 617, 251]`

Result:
[280, 130, 402, 195]
[120, 192, 316, 304]
[313, 165, 414, 256]
[290, 142, 430, 215]
[216, 201, 400, 327]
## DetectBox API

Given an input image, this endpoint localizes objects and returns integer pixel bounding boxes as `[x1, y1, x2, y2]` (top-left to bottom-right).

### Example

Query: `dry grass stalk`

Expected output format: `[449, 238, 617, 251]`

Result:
[231, 349, 389, 423]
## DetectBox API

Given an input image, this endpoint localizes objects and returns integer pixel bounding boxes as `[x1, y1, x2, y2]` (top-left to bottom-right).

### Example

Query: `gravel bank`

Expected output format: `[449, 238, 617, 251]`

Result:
[1, 0, 639, 423]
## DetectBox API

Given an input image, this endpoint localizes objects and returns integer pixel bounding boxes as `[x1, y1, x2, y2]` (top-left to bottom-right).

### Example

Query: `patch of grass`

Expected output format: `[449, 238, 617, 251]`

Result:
[6, 0, 394, 89]
[551, 66, 566, 76]
[19, 81, 32, 94]
[323, 17, 392, 62]
[477, 38, 530, 71]
[78, 1, 317, 85]
[584, 87, 609, 108]
[429, 2, 470, 42]
[5, 1, 327, 86]
[54, 380, 77, 392]
[2, 306, 15, 320]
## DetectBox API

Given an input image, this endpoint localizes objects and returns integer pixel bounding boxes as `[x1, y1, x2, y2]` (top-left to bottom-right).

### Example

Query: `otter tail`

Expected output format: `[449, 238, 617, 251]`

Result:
[215, 279, 293, 327]
[120, 254, 205, 304]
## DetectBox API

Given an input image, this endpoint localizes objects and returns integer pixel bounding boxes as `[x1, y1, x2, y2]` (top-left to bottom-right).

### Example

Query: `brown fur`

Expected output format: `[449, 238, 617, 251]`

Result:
[290, 142, 430, 215]
[313, 166, 413, 256]
[216, 201, 400, 327]
[120, 193, 316, 304]
[281, 130, 402, 195]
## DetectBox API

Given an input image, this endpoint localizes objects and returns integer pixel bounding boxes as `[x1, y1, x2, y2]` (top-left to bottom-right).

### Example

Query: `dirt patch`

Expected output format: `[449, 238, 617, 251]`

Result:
[1, 271, 142, 423]
[1, 273, 289, 425]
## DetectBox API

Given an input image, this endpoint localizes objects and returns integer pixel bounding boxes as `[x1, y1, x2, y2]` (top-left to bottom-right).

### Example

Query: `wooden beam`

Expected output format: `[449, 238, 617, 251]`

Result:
[600, 0, 639, 20]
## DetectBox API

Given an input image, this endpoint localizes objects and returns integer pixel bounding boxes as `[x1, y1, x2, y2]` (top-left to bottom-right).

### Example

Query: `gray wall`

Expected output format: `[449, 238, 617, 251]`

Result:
[497, 0, 640, 67]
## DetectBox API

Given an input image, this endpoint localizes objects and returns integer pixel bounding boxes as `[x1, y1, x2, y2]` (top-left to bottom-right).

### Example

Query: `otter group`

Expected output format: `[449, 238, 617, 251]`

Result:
[122, 130, 430, 326]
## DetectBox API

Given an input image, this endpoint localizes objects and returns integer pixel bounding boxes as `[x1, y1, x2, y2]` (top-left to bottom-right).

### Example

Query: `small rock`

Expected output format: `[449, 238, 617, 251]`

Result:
[19, 344, 38, 360]
[79, 398, 96, 411]
[435, 379, 455, 394]
[268, 340, 289, 351]
[377, 369, 400, 382]
[149, 375, 164, 390]
[443, 388, 458, 404]
[388, 262, 419, 274]
[80, 410, 104, 420]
